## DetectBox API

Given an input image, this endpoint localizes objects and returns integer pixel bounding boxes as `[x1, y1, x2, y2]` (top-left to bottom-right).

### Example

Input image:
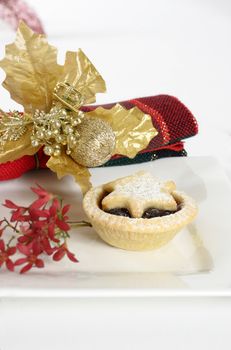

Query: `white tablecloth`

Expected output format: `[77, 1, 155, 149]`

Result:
[0, 0, 231, 349]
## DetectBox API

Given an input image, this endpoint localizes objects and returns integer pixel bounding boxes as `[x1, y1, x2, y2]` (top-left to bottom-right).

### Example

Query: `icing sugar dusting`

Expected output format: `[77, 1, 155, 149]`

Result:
[116, 175, 171, 202]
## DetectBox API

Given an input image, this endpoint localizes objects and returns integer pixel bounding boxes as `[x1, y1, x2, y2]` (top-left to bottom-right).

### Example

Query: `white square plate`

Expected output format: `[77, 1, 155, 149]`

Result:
[0, 156, 231, 297]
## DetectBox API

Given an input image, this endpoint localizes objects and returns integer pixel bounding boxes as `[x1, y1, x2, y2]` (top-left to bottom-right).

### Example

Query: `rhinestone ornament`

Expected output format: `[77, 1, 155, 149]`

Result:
[30, 83, 115, 167]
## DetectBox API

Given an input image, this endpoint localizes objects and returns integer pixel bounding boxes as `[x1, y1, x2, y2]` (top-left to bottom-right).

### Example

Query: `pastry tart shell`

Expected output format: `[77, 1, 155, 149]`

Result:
[83, 186, 198, 251]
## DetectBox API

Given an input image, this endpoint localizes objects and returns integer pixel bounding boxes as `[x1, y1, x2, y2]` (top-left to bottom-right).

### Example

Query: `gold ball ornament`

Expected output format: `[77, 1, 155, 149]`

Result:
[70, 117, 116, 167]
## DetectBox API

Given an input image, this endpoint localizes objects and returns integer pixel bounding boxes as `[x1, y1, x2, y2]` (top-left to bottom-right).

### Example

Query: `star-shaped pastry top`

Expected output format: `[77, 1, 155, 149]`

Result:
[101, 171, 177, 218]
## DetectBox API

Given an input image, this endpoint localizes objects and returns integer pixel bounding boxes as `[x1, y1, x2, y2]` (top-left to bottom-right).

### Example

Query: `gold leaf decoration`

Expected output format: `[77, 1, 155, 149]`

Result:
[0, 21, 62, 113]
[0, 125, 39, 163]
[0, 21, 158, 194]
[0, 110, 32, 145]
[46, 153, 91, 194]
[85, 104, 158, 158]
[59, 50, 106, 104]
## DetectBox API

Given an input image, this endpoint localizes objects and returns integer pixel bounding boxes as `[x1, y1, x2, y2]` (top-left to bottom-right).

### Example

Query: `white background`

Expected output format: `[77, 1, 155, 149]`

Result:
[0, 0, 231, 349]
[1, 0, 231, 171]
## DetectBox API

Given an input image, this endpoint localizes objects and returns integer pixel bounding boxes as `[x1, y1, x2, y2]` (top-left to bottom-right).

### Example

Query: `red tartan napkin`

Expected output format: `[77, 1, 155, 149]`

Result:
[0, 94, 198, 180]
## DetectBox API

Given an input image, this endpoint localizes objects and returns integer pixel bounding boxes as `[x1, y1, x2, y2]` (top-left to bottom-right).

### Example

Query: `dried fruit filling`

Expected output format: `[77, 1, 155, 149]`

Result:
[105, 207, 180, 218]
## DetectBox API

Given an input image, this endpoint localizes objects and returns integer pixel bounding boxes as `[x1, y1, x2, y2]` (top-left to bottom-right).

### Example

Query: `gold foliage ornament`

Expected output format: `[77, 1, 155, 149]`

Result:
[0, 21, 157, 193]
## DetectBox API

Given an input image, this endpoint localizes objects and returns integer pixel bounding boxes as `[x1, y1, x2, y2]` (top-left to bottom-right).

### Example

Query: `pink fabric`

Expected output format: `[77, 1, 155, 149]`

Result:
[0, 0, 44, 33]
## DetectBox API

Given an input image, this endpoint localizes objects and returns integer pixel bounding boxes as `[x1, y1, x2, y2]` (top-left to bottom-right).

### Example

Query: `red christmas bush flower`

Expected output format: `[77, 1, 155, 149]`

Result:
[0, 184, 90, 274]
[0, 239, 16, 271]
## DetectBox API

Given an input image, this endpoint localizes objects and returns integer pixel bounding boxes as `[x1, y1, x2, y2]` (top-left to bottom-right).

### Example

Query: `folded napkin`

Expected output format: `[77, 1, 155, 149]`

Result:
[83, 94, 198, 166]
[0, 94, 198, 180]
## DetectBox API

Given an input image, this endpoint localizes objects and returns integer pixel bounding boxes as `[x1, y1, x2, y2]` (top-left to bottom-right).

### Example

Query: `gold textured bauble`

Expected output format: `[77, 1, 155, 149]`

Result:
[70, 117, 115, 167]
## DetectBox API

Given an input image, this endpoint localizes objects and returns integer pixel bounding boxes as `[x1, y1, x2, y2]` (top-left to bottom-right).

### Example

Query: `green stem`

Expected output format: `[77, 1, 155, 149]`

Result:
[3, 217, 20, 234]
[67, 220, 92, 227]
[2, 218, 20, 248]
[6, 235, 16, 248]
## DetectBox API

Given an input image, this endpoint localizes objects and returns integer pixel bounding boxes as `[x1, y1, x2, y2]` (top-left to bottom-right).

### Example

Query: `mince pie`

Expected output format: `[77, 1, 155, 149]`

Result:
[83, 171, 198, 251]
